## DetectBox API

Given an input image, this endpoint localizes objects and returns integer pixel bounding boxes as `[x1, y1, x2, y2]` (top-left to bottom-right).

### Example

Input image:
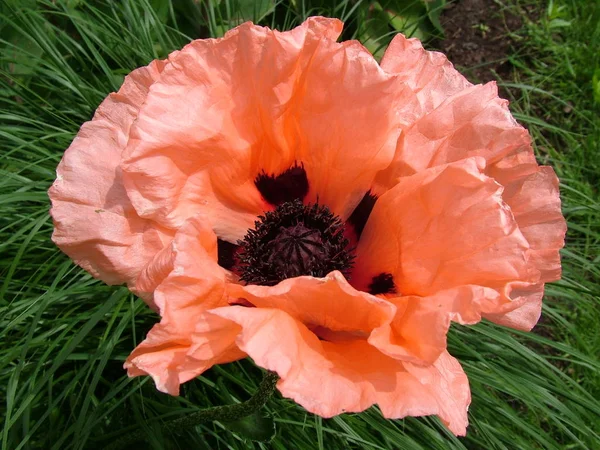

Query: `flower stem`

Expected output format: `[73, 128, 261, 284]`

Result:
[103, 371, 279, 450]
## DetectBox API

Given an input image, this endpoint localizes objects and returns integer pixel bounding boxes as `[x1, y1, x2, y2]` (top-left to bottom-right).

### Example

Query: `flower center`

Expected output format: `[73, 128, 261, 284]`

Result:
[236, 200, 354, 286]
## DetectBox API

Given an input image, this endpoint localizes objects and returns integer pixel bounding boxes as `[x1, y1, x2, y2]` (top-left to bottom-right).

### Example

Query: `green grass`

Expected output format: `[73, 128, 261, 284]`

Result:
[1, 0, 599, 449]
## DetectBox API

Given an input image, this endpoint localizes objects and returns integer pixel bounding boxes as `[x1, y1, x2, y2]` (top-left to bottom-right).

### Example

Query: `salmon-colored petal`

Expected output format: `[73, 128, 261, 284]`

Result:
[354, 158, 535, 297]
[120, 18, 345, 242]
[481, 281, 545, 331]
[475, 163, 565, 330]
[49, 60, 175, 286]
[290, 40, 405, 220]
[422, 282, 544, 331]
[378, 42, 565, 325]
[227, 271, 396, 337]
[125, 312, 244, 395]
[356, 157, 558, 330]
[368, 293, 453, 364]
[211, 306, 470, 435]
[490, 164, 566, 283]
[374, 51, 564, 329]
[403, 351, 471, 436]
[121, 17, 406, 240]
[125, 216, 245, 394]
[370, 282, 542, 360]
[374, 82, 530, 191]
[144, 215, 227, 318]
[134, 238, 177, 300]
[380, 33, 471, 120]
[433, 285, 502, 325]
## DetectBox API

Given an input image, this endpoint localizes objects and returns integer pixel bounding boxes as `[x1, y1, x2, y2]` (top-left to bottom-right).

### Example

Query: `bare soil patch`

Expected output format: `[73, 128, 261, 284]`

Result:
[436, 0, 526, 86]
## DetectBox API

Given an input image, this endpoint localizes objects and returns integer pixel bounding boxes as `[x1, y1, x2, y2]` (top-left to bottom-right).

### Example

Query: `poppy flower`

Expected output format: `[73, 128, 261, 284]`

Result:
[49, 17, 566, 435]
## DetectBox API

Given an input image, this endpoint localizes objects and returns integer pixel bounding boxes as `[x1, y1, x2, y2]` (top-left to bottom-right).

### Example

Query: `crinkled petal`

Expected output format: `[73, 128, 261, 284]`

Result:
[478, 161, 565, 329]
[375, 82, 531, 190]
[144, 215, 226, 317]
[403, 351, 471, 435]
[370, 62, 564, 324]
[125, 216, 245, 393]
[49, 60, 175, 286]
[227, 270, 396, 337]
[370, 282, 545, 361]
[368, 284, 518, 363]
[354, 158, 535, 295]
[353, 158, 543, 329]
[120, 18, 344, 241]
[125, 312, 243, 395]
[380, 33, 471, 120]
[121, 17, 404, 241]
[368, 293, 453, 364]
[490, 164, 566, 283]
[290, 40, 405, 220]
[428, 285, 502, 326]
[480, 281, 544, 331]
[211, 306, 470, 435]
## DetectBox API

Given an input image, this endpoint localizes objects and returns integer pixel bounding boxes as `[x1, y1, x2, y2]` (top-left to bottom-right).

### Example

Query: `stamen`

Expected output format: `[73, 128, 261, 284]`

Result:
[267, 223, 326, 279]
[255, 163, 309, 206]
[368, 272, 396, 295]
[236, 200, 354, 286]
[347, 191, 377, 238]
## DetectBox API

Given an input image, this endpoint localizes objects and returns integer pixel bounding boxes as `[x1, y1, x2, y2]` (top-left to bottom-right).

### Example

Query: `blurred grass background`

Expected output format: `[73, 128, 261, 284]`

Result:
[1, 0, 599, 449]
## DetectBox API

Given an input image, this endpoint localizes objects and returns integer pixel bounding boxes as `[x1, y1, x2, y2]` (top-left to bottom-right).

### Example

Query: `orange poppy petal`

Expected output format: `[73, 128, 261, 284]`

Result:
[353, 158, 545, 330]
[491, 164, 566, 283]
[138, 215, 227, 320]
[368, 293, 453, 364]
[372, 50, 564, 330]
[354, 157, 534, 296]
[49, 60, 175, 287]
[370, 282, 543, 358]
[431, 282, 545, 331]
[481, 281, 545, 330]
[403, 351, 471, 436]
[121, 17, 406, 240]
[211, 306, 470, 435]
[377, 41, 565, 327]
[357, 157, 557, 331]
[227, 270, 396, 336]
[120, 18, 345, 242]
[476, 163, 565, 330]
[380, 33, 471, 119]
[291, 40, 404, 220]
[368, 284, 526, 362]
[125, 312, 244, 395]
[124, 215, 246, 394]
[374, 82, 530, 190]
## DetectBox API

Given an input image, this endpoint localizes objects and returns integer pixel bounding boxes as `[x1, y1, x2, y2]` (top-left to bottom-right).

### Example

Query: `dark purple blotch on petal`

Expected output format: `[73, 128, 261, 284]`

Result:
[217, 239, 238, 270]
[255, 163, 309, 206]
[368, 272, 396, 295]
[347, 191, 378, 239]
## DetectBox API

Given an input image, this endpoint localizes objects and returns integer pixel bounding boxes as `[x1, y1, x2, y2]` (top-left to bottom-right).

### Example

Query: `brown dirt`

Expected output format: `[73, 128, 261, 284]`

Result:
[435, 0, 526, 89]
